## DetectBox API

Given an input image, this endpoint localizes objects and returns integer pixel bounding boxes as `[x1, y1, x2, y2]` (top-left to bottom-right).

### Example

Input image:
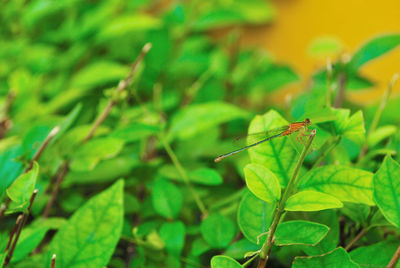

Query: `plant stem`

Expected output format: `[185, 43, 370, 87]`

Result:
[84, 43, 152, 142]
[242, 253, 259, 267]
[42, 162, 70, 218]
[387, 244, 400, 268]
[4, 190, 38, 267]
[344, 227, 368, 250]
[27, 126, 60, 171]
[51, 254, 56, 268]
[326, 58, 333, 107]
[312, 136, 342, 169]
[159, 132, 208, 217]
[42, 43, 152, 218]
[358, 74, 399, 162]
[334, 72, 346, 108]
[257, 129, 316, 267]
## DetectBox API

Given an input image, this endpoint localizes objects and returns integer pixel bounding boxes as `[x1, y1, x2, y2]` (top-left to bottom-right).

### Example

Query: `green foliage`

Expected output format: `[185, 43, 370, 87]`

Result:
[6, 163, 39, 211]
[373, 156, 400, 228]
[1, 1, 400, 267]
[298, 166, 374, 205]
[151, 178, 183, 219]
[348, 34, 400, 71]
[201, 213, 235, 249]
[285, 190, 343, 211]
[237, 191, 275, 244]
[292, 247, 359, 268]
[244, 163, 281, 203]
[48, 180, 124, 268]
[275, 220, 329, 246]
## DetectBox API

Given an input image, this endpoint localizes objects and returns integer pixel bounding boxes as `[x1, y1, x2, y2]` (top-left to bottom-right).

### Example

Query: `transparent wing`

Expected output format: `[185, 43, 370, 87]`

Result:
[233, 125, 289, 145]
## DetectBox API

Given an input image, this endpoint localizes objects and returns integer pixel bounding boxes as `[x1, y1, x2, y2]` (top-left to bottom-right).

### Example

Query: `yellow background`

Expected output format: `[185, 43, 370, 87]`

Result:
[242, 0, 400, 104]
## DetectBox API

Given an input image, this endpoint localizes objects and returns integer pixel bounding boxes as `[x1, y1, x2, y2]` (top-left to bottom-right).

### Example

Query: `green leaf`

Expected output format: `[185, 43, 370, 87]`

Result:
[252, 65, 299, 92]
[48, 180, 124, 268]
[159, 165, 223, 185]
[292, 247, 359, 268]
[151, 178, 182, 219]
[71, 61, 130, 89]
[285, 191, 343, 212]
[248, 110, 299, 186]
[188, 168, 223, 186]
[340, 203, 370, 224]
[159, 221, 186, 256]
[98, 14, 161, 40]
[53, 103, 83, 143]
[244, 163, 281, 203]
[201, 213, 235, 249]
[70, 137, 124, 171]
[307, 36, 343, 58]
[299, 166, 374, 206]
[373, 156, 400, 228]
[275, 220, 329, 246]
[237, 191, 275, 244]
[170, 101, 250, 140]
[12, 221, 54, 262]
[346, 75, 374, 91]
[6, 162, 39, 207]
[333, 109, 366, 145]
[66, 155, 140, 185]
[367, 125, 397, 148]
[111, 123, 160, 143]
[210, 255, 242, 268]
[194, 1, 274, 31]
[300, 211, 339, 255]
[225, 239, 260, 259]
[349, 240, 400, 267]
[0, 146, 23, 196]
[348, 34, 400, 71]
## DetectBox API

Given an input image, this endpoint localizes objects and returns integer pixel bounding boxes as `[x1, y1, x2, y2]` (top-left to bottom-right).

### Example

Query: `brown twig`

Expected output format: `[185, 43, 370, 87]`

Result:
[42, 162, 70, 219]
[84, 43, 152, 142]
[4, 215, 23, 252]
[51, 254, 56, 268]
[344, 228, 368, 251]
[27, 126, 60, 171]
[387, 244, 400, 268]
[4, 190, 38, 267]
[0, 90, 16, 139]
[42, 43, 152, 218]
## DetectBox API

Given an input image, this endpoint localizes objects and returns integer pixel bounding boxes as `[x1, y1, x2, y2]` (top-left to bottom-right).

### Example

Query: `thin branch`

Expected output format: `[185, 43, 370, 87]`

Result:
[358, 74, 399, 161]
[42, 162, 70, 219]
[344, 227, 368, 251]
[27, 126, 60, 171]
[257, 130, 316, 267]
[51, 254, 56, 268]
[42, 43, 152, 218]
[4, 190, 38, 267]
[159, 132, 208, 217]
[387, 244, 400, 268]
[84, 43, 152, 142]
[4, 215, 23, 252]
[312, 136, 342, 169]
[243, 252, 260, 267]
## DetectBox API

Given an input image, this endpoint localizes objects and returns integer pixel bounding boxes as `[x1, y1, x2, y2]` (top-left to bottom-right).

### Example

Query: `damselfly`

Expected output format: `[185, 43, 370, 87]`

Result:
[214, 118, 312, 162]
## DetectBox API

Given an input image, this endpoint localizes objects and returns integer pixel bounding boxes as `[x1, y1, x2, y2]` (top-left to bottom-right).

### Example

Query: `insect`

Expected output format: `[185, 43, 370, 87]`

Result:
[214, 118, 312, 162]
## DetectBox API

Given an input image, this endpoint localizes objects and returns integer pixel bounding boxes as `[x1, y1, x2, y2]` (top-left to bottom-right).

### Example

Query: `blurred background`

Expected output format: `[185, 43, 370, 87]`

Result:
[1, 0, 400, 267]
